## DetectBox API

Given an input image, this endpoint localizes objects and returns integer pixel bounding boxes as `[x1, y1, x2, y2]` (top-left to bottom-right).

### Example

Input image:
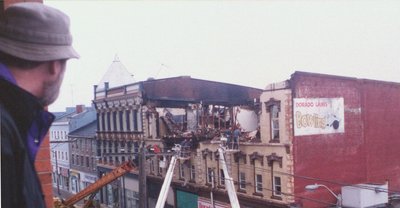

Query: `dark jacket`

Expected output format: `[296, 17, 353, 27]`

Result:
[1, 78, 47, 208]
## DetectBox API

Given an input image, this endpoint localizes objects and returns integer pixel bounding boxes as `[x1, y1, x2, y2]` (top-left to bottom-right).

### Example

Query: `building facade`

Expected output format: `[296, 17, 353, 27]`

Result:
[93, 75, 268, 207]
[259, 71, 400, 207]
[50, 105, 96, 195]
[69, 121, 98, 195]
[92, 69, 400, 208]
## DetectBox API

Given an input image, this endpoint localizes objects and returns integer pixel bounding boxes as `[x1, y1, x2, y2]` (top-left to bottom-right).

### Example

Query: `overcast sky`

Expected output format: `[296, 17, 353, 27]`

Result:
[45, 0, 400, 112]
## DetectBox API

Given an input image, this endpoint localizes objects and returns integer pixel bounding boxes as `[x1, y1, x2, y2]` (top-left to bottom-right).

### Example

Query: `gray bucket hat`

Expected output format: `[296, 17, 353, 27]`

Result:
[0, 2, 79, 61]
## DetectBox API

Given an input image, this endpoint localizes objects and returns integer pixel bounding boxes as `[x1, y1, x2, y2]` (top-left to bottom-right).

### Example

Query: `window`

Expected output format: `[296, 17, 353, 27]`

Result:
[126, 190, 139, 208]
[126, 110, 131, 131]
[273, 176, 282, 196]
[207, 168, 214, 184]
[219, 169, 225, 186]
[106, 111, 111, 131]
[150, 160, 155, 173]
[119, 111, 124, 131]
[71, 154, 75, 165]
[256, 174, 263, 193]
[103, 140, 107, 153]
[127, 141, 132, 153]
[270, 105, 280, 141]
[92, 140, 96, 153]
[179, 163, 184, 178]
[86, 157, 89, 167]
[101, 112, 106, 131]
[113, 111, 117, 131]
[239, 172, 246, 190]
[134, 142, 139, 153]
[108, 141, 112, 153]
[114, 141, 118, 153]
[80, 156, 84, 166]
[91, 157, 95, 170]
[133, 110, 138, 131]
[97, 140, 102, 156]
[158, 162, 163, 175]
[190, 165, 195, 181]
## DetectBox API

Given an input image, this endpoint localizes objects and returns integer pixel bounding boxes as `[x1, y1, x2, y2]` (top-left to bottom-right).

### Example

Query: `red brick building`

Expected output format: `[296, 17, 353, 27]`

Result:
[260, 71, 400, 207]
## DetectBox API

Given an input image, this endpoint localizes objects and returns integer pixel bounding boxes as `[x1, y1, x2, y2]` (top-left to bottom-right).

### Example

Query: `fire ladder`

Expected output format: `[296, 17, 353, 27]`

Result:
[155, 144, 190, 208]
[155, 139, 241, 208]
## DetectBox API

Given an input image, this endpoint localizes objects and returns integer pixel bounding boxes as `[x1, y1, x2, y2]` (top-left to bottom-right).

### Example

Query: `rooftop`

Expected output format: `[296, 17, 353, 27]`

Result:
[68, 121, 97, 138]
[96, 56, 136, 92]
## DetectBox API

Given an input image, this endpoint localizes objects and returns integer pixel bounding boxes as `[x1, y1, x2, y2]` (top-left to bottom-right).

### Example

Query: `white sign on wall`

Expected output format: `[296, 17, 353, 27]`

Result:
[294, 98, 344, 136]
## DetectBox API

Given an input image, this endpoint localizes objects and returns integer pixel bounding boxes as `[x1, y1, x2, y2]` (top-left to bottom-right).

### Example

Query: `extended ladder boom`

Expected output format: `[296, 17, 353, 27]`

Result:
[155, 155, 178, 208]
[218, 147, 241, 208]
[62, 161, 135, 206]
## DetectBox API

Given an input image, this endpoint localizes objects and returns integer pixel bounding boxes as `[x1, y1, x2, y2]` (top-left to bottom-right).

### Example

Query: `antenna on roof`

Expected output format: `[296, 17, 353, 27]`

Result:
[156, 62, 170, 78]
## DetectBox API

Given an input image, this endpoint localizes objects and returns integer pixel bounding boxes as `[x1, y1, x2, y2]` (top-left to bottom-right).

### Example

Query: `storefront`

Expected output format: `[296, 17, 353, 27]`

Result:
[81, 172, 97, 189]
[177, 190, 197, 208]
[197, 197, 230, 208]
[59, 167, 70, 191]
[69, 170, 80, 194]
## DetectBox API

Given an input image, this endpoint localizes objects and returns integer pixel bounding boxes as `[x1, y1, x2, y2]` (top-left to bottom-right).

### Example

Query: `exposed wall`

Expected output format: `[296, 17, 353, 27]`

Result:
[291, 72, 400, 207]
[362, 80, 400, 190]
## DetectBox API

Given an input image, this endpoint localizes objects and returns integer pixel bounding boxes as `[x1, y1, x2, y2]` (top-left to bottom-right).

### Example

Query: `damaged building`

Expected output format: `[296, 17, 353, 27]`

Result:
[93, 71, 264, 207]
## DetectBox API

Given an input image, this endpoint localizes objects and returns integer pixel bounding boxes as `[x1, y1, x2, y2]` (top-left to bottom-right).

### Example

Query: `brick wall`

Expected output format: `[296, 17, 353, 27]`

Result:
[291, 72, 400, 207]
[362, 80, 400, 190]
[3, 0, 42, 8]
[35, 133, 54, 208]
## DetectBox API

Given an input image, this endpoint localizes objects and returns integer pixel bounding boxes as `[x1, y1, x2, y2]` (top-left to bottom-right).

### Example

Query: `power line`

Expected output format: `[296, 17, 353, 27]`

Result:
[194, 155, 400, 194]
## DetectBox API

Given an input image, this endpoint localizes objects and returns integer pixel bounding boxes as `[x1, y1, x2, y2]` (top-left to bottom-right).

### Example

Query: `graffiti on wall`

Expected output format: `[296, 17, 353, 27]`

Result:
[294, 98, 344, 136]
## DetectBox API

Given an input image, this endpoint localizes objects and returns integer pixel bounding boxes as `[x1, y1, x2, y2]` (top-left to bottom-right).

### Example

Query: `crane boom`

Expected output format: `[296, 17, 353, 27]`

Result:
[218, 147, 241, 208]
[155, 155, 178, 208]
[62, 161, 136, 207]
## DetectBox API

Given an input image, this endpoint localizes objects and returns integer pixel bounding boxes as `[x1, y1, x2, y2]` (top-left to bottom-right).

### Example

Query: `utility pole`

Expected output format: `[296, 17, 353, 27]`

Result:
[54, 151, 61, 196]
[139, 142, 147, 208]
[211, 170, 215, 208]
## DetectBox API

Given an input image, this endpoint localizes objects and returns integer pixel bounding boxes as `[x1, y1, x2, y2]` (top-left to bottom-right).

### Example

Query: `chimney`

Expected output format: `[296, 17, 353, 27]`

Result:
[104, 82, 109, 98]
[94, 85, 98, 100]
[76, 105, 85, 114]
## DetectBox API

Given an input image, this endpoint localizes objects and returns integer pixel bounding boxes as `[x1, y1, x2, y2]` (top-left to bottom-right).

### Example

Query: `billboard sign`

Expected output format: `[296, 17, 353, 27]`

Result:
[294, 98, 344, 136]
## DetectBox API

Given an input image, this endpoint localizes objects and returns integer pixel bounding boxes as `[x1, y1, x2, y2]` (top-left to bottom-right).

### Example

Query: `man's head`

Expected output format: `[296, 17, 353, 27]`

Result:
[0, 2, 79, 106]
